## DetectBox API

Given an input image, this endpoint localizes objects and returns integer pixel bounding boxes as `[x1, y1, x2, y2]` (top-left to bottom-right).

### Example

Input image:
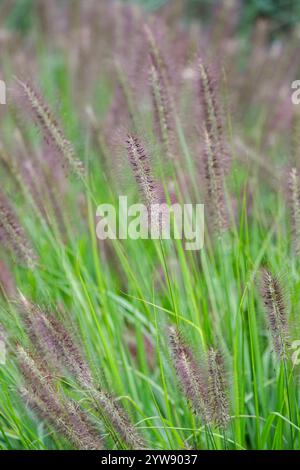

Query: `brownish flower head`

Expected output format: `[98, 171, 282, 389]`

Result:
[0, 260, 16, 298]
[126, 134, 160, 208]
[149, 64, 174, 160]
[15, 78, 85, 179]
[202, 127, 228, 234]
[0, 190, 37, 269]
[92, 390, 145, 450]
[288, 168, 300, 255]
[206, 347, 229, 428]
[198, 60, 228, 167]
[169, 327, 208, 419]
[261, 268, 290, 359]
[19, 295, 92, 388]
[145, 24, 175, 160]
[18, 346, 102, 450]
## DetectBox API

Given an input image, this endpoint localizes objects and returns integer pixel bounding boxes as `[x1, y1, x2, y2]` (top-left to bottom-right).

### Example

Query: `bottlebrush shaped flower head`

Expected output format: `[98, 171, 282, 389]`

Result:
[169, 327, 208, 419]
[18, 346, 102, 450]
[0, 190, 37, 269]
[15, 78, 85, 179]
[18, 295, 92, 388]
[261, 268, 290, 359]
[126, 133, 160, 208]
[261, 268, 289, 359]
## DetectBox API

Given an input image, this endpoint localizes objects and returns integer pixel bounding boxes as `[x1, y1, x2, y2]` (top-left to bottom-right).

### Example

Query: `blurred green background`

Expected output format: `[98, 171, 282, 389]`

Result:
[5, 0, 300, 36]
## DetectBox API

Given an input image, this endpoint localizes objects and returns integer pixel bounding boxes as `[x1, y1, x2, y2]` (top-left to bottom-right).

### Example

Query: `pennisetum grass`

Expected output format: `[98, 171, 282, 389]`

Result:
[198, 60, 229, 234]
[17, 294, 144, 449]
[288, 167, 300, 255]
[260, 268, 289, 359]
[0, 189, 37, 269]
[260, 268, 296, 445]
[14, 79, 85, 179]
[18, 346, 103, 450]
[0, 0, 299, 452]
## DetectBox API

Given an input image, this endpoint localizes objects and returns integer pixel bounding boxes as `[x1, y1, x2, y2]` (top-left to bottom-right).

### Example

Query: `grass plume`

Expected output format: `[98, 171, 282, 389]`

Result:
[261, 268, 290, 359]
[15, 79, 85, 179]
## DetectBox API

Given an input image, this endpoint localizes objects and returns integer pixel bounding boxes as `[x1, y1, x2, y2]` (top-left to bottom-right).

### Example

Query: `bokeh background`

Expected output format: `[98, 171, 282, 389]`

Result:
[3, 0, 300, 37]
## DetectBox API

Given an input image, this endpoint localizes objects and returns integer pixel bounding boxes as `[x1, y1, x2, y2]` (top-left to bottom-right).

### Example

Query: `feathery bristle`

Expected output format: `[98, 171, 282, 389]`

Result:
[261, 268, 290, 359]
[0, 141, 22, 189]
[92, 390, 144, 450]
[20, 298, 144, 449]
[15, 79, 85, 179]
[0, 260, 16, 298]
[0, 190, 37, 269]
[149, 63, 174, 160]
[19, 297, 92, 387]
[203, 127, 227, 233]
[126, 134, 160, 208]
[199, 60, 228, 234]
[144, 24, 171, 88]
[288, 167, 300, 255]
[169, 327, 208, 419]
[18, 346, 102, 450]
[145, 24, 175, 160]
[198, 60, 228, 166]
[18, 346, 68, 424]
[206, 347, 229, 428]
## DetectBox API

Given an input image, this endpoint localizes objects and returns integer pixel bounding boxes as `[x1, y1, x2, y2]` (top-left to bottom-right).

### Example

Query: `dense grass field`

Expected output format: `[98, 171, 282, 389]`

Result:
[1, 0, 300, 451]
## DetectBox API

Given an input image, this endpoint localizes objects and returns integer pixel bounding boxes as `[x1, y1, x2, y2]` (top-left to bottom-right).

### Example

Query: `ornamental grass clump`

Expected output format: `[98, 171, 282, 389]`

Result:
[18, 346, 103, 450]
[18, 295, 144, 449]
[169, 328, 230, 429]
[0, 0, 299, 452]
